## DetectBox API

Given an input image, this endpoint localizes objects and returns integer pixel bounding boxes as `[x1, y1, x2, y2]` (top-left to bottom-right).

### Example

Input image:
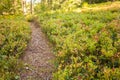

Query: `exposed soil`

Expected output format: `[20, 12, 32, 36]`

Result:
[20, 21, 55, 80]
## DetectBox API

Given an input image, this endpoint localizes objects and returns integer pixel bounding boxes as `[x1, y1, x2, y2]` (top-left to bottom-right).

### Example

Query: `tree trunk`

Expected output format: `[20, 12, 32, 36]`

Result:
[22, 0, 27, 14]
[30, 0, 33, 14]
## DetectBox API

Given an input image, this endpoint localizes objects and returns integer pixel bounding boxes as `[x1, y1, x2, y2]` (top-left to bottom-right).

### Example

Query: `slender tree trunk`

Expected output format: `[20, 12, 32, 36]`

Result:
[22, 0, 27, 15]
[30, 0, 32, 14]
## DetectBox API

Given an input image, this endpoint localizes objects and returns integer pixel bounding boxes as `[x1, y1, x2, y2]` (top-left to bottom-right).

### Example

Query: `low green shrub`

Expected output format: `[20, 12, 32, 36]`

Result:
[25, 14, 37, 22]
[38, 7, 120, 80]
[0, 15, 31, 80]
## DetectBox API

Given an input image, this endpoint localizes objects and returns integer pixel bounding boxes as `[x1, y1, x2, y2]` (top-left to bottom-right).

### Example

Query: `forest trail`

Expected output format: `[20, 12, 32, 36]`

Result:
[20, 21, 55, 80]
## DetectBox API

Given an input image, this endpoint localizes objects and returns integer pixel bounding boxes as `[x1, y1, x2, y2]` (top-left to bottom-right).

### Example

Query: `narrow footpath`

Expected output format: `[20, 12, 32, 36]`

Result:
[20, 21, 55, 80]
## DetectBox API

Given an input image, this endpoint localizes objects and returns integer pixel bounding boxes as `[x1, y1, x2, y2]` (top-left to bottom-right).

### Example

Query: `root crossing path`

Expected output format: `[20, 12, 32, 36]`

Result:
[20, 21, 55, 80]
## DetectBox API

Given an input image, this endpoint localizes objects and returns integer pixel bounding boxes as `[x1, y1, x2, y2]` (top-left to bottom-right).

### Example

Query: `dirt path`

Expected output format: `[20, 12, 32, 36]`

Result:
[20, 21, 55, 80]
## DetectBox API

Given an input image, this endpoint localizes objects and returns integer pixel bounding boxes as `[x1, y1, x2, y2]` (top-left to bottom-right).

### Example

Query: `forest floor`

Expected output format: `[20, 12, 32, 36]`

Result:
[20, 21, 55, 80]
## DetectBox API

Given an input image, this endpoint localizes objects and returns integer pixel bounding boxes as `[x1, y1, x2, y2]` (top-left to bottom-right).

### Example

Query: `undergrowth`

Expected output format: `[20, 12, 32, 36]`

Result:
[38, 6, 120, 80]
[0, 15, 31, 80]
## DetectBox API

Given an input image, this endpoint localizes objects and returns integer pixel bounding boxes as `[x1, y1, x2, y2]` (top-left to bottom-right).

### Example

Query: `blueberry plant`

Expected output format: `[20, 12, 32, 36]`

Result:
[0, 15, 31, 79]
[37, 6, 120, 80]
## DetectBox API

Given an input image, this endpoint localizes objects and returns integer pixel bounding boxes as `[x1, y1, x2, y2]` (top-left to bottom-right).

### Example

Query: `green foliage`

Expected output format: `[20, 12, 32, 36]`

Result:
[35, 0, 83, 12]
[34, 3, 50, 13]
[25, 14, 37, 22]
[0, 15, 31, 79]
[59, 0, 82, 11]
[36, 0, 120, 12]
[38, 7, 120, 80]
[0, 0, 21, 15]
[85, 0, 120, 4]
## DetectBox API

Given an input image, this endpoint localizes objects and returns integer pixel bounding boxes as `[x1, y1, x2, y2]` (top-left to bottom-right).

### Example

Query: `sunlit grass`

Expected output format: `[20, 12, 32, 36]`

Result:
[74, 1, 120, 13]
